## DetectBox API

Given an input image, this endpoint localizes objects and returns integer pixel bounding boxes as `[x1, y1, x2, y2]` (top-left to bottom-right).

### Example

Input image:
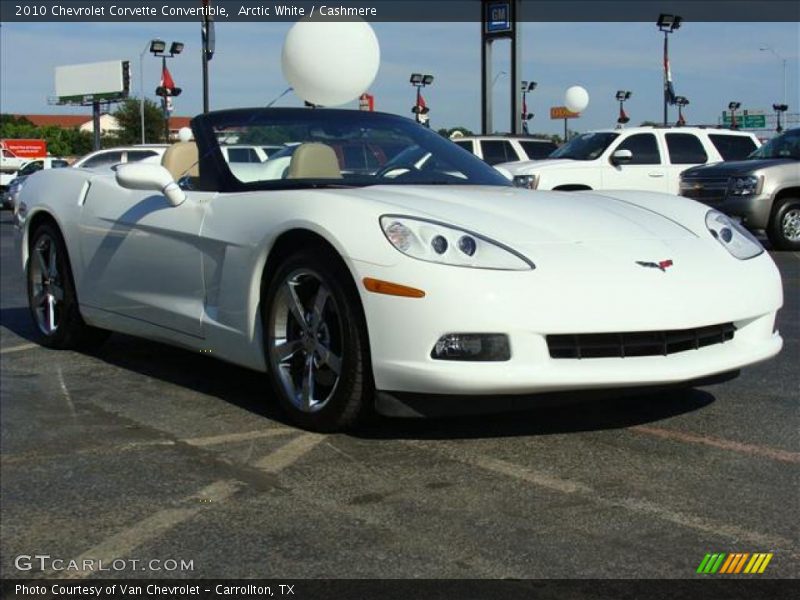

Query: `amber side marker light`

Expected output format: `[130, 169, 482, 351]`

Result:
[363, 277, 426, 298]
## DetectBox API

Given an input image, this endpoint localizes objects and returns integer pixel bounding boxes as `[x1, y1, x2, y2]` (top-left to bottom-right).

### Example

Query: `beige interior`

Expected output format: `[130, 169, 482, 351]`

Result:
[286, 143, 342, 179]
[161, 141, 199, 180]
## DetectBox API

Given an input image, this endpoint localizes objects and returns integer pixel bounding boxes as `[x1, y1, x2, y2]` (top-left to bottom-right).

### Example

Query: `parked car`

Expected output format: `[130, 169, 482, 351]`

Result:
[680, 128, 800, 250]
[16, 108, 782, 431]
[0, 146, 28, 172]
[1, 157, 69, 210]
[220, 145, 272, 164]
[72, 145, 168, 170]
[500, 126, 760, 194]
[452, 135, 558, 165]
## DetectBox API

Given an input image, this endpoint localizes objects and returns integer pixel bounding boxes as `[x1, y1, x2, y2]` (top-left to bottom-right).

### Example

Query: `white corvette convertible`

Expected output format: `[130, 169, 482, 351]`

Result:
[16, 108, 783, 431]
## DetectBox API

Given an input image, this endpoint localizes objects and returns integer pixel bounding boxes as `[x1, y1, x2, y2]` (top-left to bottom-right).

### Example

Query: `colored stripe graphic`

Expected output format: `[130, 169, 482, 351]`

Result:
[719, 554, 736, 574]
[700, 552, 774, 574]
[709, 553, 726, 573]
[697, 554, 712, 573]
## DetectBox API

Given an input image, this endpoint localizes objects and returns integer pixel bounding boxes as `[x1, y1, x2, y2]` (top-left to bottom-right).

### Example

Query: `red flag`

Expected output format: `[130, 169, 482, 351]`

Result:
[417, 93, 426, 110]
[160, 64, 176, 92]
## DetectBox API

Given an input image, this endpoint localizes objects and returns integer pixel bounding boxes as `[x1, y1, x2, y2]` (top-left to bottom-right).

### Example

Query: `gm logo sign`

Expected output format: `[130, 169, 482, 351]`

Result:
[486, 1, 511, 33]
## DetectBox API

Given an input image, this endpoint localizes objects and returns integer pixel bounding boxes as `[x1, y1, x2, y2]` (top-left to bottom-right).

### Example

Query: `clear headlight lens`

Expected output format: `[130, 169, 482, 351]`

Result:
[513, 174, 538, 189]
[727, 175, 762, 197]
[380, 215, 534, 270]
[705, 210, 763, 260]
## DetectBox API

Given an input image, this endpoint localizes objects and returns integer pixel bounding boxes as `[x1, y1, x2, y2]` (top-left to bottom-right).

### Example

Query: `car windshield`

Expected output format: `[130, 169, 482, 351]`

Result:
[549, 132, 619, 160]
[198, 108, 510, 190]
[748, 130, 800, 160]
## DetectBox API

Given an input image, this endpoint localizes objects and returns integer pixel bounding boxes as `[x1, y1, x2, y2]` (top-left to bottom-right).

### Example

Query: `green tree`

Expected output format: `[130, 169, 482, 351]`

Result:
[437, 126, 473, 139]
[111, 97, 166, 144]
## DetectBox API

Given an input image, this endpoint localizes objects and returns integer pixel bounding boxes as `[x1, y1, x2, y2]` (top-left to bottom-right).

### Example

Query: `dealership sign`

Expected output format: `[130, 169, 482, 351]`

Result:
[550, 106, 580, 119]
[0, 139, 47, 159]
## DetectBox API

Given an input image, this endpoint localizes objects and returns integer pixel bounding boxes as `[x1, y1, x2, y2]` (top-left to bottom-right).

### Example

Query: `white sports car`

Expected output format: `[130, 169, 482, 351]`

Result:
[15, 108, 783, 431]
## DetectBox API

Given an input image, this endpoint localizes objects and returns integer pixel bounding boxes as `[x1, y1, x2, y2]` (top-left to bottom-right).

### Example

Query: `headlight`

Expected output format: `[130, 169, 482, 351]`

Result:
[513, 174, 538, 189]
[380, 215, 534, 270]
[727, 175, 762, 197]
[705, 210, 763, 260]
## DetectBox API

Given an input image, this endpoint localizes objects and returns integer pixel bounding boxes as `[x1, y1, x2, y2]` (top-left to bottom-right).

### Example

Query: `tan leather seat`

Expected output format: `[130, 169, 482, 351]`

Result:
[161, 142, 199, 180]
[286, 143, 342, 179]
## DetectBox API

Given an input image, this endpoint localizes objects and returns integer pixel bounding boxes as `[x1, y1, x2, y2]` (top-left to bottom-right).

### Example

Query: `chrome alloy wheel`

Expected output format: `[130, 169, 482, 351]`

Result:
[268, 269, 344, 413]
[29, 233, 64, 335]
[782, 208, 800, 242]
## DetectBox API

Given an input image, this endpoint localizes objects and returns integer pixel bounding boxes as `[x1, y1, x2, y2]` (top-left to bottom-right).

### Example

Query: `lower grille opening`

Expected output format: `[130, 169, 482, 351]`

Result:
[547, 323, 736, 359]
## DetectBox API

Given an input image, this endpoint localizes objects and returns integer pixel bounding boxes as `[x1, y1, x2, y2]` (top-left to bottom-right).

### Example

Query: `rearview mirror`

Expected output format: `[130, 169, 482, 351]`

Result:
[610, 149, 633, 165]
[115, 163, 186, 206]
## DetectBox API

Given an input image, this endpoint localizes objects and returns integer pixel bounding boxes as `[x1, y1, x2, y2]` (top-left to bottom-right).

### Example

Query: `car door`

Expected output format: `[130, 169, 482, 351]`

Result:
[663, 132, 710, 194]
[78, 177, 208, 338]
[602, 132, 668, 191]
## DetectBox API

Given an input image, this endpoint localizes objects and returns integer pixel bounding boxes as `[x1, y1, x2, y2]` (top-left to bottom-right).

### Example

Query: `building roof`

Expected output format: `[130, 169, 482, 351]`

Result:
[14, 114, 194, 130]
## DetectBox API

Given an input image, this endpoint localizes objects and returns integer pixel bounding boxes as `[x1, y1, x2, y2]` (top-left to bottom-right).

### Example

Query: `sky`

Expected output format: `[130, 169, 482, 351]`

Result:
[0, 20, 797, 137]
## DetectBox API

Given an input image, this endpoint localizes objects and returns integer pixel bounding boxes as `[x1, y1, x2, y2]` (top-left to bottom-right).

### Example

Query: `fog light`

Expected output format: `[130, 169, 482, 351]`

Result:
[431, 333, 510, 361]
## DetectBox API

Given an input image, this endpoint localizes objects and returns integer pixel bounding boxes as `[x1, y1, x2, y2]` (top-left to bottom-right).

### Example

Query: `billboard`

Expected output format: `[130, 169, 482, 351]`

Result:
[550, 106, 580, 119]
[55, 60, 130, 103]
[0, 139, 47, 159]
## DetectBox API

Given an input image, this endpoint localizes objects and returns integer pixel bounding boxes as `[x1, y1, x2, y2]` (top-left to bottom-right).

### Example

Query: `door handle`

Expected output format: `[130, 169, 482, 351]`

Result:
[648, 172, 664, 177]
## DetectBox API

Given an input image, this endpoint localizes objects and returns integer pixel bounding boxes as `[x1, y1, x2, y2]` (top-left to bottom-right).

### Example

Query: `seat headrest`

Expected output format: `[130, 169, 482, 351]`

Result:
[286, 143, 342, 180]
[161, 142, 199, 181]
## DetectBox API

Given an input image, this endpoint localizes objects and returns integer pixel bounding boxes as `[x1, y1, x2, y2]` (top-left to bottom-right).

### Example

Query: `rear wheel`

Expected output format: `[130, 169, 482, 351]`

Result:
[767, 197, 800, 251]
[263, 248, 372, 432]
[27, 222, 109, 349]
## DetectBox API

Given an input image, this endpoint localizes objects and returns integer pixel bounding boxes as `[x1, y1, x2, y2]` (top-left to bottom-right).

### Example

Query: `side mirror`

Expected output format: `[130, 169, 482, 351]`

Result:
[115, 163, 186, 206]
[610, 149, 633, 165]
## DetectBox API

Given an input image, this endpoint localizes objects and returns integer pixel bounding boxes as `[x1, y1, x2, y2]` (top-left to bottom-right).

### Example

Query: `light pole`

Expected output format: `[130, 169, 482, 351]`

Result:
[728, 101, 741, 130]
[521, 80, 536, 134]
[760, 45, 787, 106]
[150, 40, 184, 143]
[773, 103, 788, 133]
[201, 0, 215, 113]
[139, 39, 161, 144]
[615, 90, 632, 127]
[657, 13, 682, 127]
[675, 96, 689, 126]
[410, 73, 434, 127]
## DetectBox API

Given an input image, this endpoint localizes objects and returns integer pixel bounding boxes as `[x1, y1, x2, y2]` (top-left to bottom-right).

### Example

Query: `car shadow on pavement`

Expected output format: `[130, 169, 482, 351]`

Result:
[0, 307, 39, 343]
[1, 308, 717, 439]
[356, 389, 716, 440]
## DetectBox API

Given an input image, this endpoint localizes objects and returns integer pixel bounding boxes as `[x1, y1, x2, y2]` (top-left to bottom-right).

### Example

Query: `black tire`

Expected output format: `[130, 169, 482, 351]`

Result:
[767, 197, 800, 251]
[27, 222, 109, 350]
[262, 247, 373, 432]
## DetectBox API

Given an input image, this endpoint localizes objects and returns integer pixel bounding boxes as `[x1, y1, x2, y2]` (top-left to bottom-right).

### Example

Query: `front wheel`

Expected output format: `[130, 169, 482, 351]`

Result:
[767, 197, 800, 251]
[263, 249, 372, 432]
[27, 222, 109, 349]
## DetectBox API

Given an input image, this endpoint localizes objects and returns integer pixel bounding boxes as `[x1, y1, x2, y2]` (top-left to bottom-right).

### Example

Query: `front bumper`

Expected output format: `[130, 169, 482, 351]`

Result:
[351, 239, 783, 396]
[712, 193, 772, 230]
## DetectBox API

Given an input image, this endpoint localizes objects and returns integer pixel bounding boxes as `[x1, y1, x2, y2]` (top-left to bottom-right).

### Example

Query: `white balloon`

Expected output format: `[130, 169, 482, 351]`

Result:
[281, 19, 380, 107]
[564, 86, 590, 113]
[177, 127, 193, 142]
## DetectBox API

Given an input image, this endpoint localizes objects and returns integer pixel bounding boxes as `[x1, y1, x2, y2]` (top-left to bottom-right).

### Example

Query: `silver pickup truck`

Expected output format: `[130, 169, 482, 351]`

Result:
[680, 128, 800, 250]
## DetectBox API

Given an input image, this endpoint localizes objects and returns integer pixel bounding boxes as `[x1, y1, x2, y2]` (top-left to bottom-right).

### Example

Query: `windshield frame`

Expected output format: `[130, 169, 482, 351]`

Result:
[191, 108, 512, 193]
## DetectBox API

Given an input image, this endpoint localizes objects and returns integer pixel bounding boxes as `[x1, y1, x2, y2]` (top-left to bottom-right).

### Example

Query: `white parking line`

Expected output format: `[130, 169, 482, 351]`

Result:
[0, 342, 38, 355]
[183, 427, 295, 447]
[39, 432, 325, 580]
[253, 432, 325, 473]
[46, 480, 241, 580]
[407, 441, 796, 553]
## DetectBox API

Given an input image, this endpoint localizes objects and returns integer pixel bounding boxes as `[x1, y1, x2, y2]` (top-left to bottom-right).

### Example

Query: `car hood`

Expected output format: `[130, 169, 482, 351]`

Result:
[345, 185, 695, 244]
[497, 158, 582, 174]
[682, 158, 795, 177]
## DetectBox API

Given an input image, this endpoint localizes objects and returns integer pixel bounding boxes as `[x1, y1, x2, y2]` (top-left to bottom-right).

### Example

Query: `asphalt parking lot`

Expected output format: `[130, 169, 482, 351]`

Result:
[1, 209, 798, 581]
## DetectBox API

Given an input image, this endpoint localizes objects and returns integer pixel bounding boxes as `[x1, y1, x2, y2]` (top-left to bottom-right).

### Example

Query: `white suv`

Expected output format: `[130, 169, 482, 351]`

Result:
[452, 135, 558, 165]
[500, 126, 760, 194]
